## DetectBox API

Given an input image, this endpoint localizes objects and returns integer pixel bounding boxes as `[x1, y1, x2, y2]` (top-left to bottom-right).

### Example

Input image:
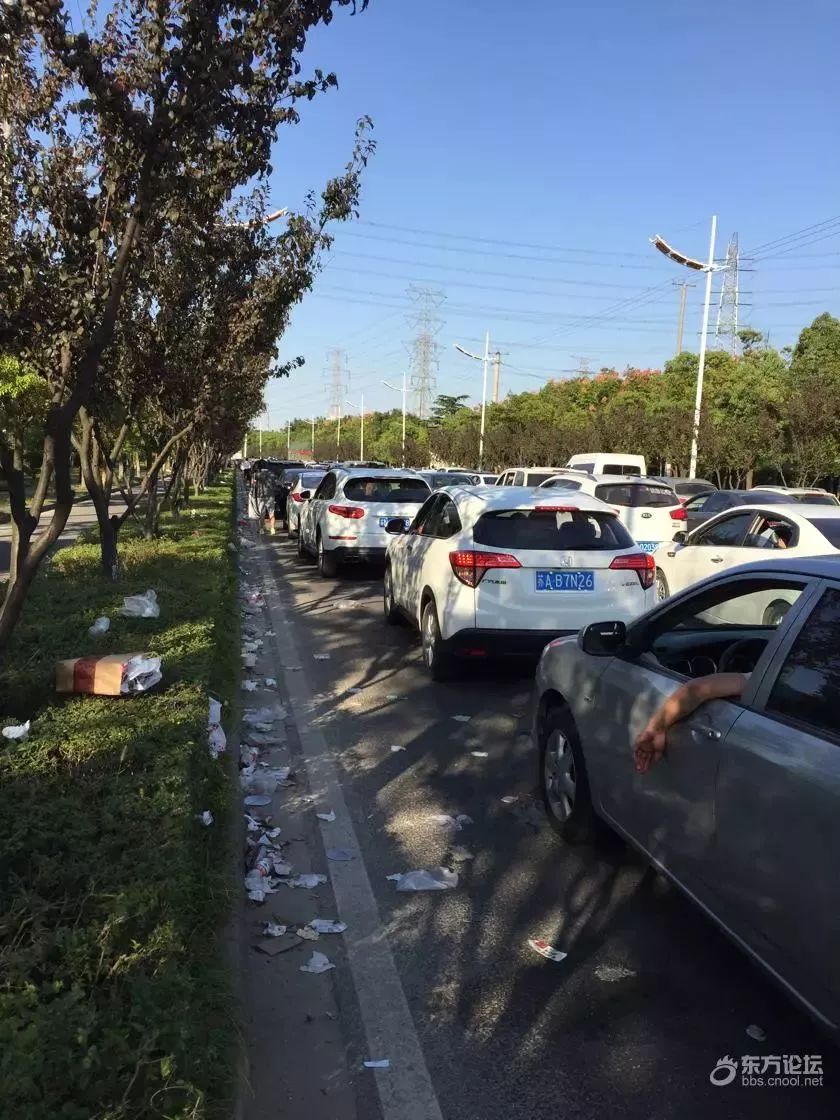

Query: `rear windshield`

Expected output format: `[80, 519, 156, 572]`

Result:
[595, 483, 677, 508]
[676, 481, 716, 498]
[344, 476, 431, 503]
[301, 472, 325, 489]
[602, 463, 642, 476]
[808, 518, 840, 546]
[474, 509, 634, 551]
[524, 470, 558, 486]
[430, 472, 473, 487]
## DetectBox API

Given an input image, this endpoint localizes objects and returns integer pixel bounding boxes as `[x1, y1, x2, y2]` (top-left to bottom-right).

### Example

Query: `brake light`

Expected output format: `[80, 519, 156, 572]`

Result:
[449, 550, 521, 588]
[610, 552, 656, 590]
[291, 492, 306, 503]
[670, 506, 686, 521]
[328, 504, 365, 519]
[534, 505, 579, 513]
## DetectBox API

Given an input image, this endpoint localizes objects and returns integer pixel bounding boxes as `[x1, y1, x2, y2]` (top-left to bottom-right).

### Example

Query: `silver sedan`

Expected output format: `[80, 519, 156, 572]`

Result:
[533, 555, 840, 1037]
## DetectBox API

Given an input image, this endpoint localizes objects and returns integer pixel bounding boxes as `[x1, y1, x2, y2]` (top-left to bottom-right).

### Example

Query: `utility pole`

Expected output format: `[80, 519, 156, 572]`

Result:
[286, 418, 291, 456]
[690, 215, 718, 479]
[405, 285, 445, 420]
[491, 351, 502, 403]
[311, 416, 316, 458]
[345, 393, 365, 461]
[383, 374, 408, 466]
[454, 332, 491, 471]
[673, 280, 696, 354]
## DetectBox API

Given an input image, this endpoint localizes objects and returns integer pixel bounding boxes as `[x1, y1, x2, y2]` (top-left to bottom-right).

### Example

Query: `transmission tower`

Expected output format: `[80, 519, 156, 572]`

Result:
[405, 285, 445, 420]
[714, 233, 740, 353]
[324, 348, 348, 422]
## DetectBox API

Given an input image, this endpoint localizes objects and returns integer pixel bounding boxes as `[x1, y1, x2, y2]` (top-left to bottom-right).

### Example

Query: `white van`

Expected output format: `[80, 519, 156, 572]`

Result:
[565, 453, 646, 476]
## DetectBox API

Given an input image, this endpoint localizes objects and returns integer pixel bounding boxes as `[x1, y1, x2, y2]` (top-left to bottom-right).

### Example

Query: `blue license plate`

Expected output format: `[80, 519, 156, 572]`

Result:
[637, 541, 660, 553]
[535, 570, 595, 592]
[379, 516, 410, 528]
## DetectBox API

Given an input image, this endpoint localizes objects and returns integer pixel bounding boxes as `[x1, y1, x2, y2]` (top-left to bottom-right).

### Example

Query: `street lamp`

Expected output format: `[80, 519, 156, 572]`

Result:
[345, 394, 365, 461]
[651, 216, 720, 479]
[382, 375, 408, 466]
[454, 332, 491, 470]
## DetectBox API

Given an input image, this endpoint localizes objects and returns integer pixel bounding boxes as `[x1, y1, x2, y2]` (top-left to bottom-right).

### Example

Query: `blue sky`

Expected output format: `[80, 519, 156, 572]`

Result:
[262, 0, 840, 428]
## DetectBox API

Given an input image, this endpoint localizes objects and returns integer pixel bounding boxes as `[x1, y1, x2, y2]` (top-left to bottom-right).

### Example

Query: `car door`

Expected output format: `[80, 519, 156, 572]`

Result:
[683, 491, 716, 533]
[390, 495, 438, 609]
[306, 472, 336, 544]
[662, 510, 756, 595]
[711, 583, 840, 1027]
[401, 495, 447, 619]
[583, 573, 814, 884]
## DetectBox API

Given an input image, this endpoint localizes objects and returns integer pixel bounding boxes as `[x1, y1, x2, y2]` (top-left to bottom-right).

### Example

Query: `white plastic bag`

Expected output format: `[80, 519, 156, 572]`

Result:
[120, 589, 160, 619]
[88, 616, 110, 637]
[387, 868, 458, 892]
[121, 655, 162, 694]
[208, 697, 226, 758]
[1, 720, 30, 742]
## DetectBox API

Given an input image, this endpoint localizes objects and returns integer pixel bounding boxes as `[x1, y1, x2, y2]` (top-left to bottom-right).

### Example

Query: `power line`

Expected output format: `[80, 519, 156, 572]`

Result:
[745, 214, 840, 257]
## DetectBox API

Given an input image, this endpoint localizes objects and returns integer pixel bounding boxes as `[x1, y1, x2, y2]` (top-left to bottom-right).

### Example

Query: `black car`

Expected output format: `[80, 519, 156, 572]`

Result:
[653, 476, 717, 501]
[682, 488, 789, 534]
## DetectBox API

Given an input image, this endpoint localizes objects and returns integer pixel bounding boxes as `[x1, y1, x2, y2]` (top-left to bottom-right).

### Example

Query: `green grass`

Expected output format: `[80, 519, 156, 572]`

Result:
[0, 483, 240, 1120]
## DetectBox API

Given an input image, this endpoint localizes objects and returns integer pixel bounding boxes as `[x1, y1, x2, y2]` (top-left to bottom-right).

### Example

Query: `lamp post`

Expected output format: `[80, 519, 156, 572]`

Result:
[382, 374, 408, 466]
[651, 216, 719, 478]
[454, 331, 491, 470]
[345, 394, 365, 461]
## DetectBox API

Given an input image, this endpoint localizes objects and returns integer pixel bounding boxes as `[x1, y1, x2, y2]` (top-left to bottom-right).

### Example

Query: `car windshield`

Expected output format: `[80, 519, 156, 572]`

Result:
[807, 518, 840, 546]
[676, 481, 716, 498]
[344, 476, 431, 502]
[594, 483, 677, 508]
[474, 509, 634, 550]
[300, 472, 325, 489]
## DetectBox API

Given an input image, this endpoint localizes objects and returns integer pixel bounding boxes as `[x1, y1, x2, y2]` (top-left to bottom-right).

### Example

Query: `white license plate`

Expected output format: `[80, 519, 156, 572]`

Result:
[535, 570, 595, 592]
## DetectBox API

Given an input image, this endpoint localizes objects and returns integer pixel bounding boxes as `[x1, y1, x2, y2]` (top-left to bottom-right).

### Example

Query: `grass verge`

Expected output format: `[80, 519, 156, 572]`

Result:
[0, 482, 239, 1120]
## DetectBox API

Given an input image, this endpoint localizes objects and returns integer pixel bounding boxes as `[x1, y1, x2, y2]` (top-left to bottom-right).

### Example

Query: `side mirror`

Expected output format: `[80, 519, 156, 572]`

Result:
[385, 517, 407, 535]
[299, 490, 311, 500]
[579, 620, 626, 657]
[672, 531, 687, 545]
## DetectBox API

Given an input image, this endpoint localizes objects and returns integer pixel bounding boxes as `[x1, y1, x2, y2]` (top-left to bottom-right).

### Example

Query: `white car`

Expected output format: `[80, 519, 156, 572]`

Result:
[539, 474, 683, 554]
[750, 485, 840, 507]
[286, 469, 326, 537]
[298, 468, 431, 577]
[495, 466, 564, 486]
[653, 503, 840, 611]
[383, 486, 656, 679]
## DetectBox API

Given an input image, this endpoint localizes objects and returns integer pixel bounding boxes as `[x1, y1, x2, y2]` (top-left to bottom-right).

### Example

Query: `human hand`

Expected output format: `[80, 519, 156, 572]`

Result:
[634, 719, 667, 773]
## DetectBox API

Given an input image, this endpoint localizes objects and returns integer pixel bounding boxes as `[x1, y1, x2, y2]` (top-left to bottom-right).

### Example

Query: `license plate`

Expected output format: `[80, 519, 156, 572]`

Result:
[535, 570, 595, 592]
[637, 541, 660, 553]
[379, 516, 410, 528]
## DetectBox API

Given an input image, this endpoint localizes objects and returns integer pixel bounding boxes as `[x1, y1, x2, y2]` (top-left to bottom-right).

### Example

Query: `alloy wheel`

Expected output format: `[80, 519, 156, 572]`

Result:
[544, 729, 576, 822]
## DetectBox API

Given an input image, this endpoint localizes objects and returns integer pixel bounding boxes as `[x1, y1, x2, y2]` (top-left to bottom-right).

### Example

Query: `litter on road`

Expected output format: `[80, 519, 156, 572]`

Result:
[297, 926, 320, 941]
[428, 813, 473, 831]
[387, 868, 459, 891]
[449, 846, 474, 862]
[196, 810, 214, 827]
[452, 714, 471, 723]
[313, 653, 331, 661]
[286, 874, 327, 889]
[471, 751, 489, 758]
[363, 1060, 390, 1069]
[120, 589, 160, 618]
[309, 919, 347, 935]
[500, 795, 518, 805]
[300, 951, 335, 974]
[386, 694, 407, 701]
[326, 848, 354, 862]
[244, 795, 273, 807]
[1, 720, 30, 741]
[88, 616, 110, 636]
[390, 744, 406, 753]
[242, 680, 258, 691]
[316, 810, 336, 822]
[746, 1024, 767, 1042]
[265, 677, 277, 687]
[594, 964, 637, 982]
[527, 938, 567, 962]
[264, 922, 287, 937]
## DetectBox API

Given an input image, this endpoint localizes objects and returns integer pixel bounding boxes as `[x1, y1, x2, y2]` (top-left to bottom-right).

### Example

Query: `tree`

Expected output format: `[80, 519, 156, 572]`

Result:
[429, 393, 469, 425]
[0, 356, 50, 584]
[778, 314, 840, 485]
[0, 0, 370, 648]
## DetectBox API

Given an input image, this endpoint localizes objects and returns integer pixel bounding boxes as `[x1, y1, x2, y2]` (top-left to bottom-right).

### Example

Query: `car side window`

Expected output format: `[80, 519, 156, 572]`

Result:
[513, 471, 525, 486]
[684, 493, 710, 512]
[425, 498, 462, 538]
[765, 588, 840, 738]
[409, 494, 441, 535]
[314, 473, 336, 500]
[744, 515, 798, 551]
[692, 511, 754, 547]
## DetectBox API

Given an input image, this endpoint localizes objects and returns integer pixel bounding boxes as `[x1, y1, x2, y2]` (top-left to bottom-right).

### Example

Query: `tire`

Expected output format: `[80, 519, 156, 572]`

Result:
[763, 599, 791, 627]
[420, 598, 455, 682]
[383, 565, 402, 625]
[538, 705, 598, 843]
[317, 532, 339, 578]
[655, 568, 669, 601]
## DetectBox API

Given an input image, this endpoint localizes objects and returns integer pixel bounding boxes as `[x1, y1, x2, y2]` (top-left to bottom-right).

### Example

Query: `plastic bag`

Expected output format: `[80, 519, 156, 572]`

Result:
[121, 655, 162, 694]
[120, 589, 160, 619]
[387, 868, 458, 892]
[1, 720, 30, 742]
[88, 616, 110, 637]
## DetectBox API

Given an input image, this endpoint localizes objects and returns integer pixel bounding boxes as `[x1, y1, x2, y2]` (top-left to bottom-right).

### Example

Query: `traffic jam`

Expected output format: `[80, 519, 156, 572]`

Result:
[248, 455, 840, 1047]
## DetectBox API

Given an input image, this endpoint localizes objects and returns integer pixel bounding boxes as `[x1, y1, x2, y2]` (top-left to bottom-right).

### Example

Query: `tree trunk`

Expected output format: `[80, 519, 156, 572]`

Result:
[144, 474, 161, 539]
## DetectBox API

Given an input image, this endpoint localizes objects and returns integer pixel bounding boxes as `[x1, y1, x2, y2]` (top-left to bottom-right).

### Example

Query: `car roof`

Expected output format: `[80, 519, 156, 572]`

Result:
[694, 502, 840, 523]
[441, 484, 617, 514]
[711, 555, 840, 580]
[333, 467, 429, 479]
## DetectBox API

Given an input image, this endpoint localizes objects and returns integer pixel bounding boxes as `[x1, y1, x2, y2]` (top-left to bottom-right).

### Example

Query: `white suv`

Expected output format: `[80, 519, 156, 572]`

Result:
[383, 486, 656, 679]
[298, 468, 431, 577]
[540, 474, 683, 554]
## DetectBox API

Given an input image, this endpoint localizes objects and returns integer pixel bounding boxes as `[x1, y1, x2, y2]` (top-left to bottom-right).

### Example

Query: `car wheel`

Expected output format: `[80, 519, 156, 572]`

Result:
[420, 598, 454, 682]
[297, 527, 310, 560]
[317, 532, 338, 578]
[539, 706, 598, 843]
[763, 599, 791, 627]
[655, 568, 669, 601]
[383, 565, 402, 625]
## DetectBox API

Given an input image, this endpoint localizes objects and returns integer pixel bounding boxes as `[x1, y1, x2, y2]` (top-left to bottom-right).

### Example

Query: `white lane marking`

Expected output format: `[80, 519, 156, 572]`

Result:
[258, 553, 444, 1120]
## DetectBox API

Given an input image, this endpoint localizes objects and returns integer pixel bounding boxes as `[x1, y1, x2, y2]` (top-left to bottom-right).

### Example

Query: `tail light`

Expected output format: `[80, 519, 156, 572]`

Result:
[328, 504, 365, 519]
[291, 492, 306, 503]
[449, 550, 521, 588]
[670, 505, 686, 521]
[610, 552, 656, 590]
[534, 505, 579, 513]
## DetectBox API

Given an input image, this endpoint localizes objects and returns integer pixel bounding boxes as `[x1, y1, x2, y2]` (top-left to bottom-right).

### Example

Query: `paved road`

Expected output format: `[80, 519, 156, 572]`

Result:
[243, 530, 838, 1120]
[0, 496, 126, 578]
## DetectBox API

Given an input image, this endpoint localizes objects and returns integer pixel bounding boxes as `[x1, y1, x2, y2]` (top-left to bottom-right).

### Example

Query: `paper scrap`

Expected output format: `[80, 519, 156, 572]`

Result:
[300, 951, 335, 974]
[528, 938, 567, 962]
[316, 810, 336, 823]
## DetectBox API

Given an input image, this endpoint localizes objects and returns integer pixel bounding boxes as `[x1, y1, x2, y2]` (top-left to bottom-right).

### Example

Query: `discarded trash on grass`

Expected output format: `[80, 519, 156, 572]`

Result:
[287, 873, 327, 889]
[527, 938, 567, 962]
[471, 751, 489, 758]
[55, 653, 162, 695]
[242, 680, 258, 691]
[327, 848, 353, 862]
[594, 964, 636, 982]
[452, 714, 471, 723]
[244, 794, 273, 807]
[387, 868, 458, 892]
[449, 846, 474, 862]
[313, 653, 331, 661]
[1, 720, 30, 742]
[263, 922, 287, 938]
[363, 1060, 390, 1069]
[300, 951, 335, 974]
[88, 616, 110, 636]
[746, 1024, 767, 1042]
[196, 810, 214, 827]
[390, 744, 406, 753]
[316, 810, 336, 823]
[309, 919, 347, 935]
[428, 813, 473, 831]
[120, 588, 160, 618]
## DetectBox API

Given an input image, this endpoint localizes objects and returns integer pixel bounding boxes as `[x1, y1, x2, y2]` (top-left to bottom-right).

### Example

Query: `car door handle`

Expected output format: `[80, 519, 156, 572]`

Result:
[691, 725, 722, 741]
[710, 555, 724, 563]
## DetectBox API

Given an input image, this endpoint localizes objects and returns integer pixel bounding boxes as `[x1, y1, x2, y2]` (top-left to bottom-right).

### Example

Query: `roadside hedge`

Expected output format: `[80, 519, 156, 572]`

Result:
[0, 484, 239, 1120]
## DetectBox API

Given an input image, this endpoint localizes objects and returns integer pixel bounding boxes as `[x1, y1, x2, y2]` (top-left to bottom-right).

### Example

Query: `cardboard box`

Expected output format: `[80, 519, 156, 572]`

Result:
[56, 652, 156, 696]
